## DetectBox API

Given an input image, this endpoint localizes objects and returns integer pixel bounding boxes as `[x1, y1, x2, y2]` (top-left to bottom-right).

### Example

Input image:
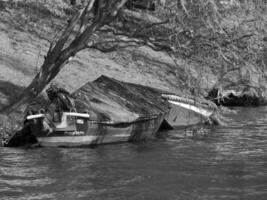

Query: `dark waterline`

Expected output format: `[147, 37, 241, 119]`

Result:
[1, 107, 267, 200]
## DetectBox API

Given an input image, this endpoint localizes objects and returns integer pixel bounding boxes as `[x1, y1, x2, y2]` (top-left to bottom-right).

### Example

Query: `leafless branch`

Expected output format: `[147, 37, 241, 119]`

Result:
[122, 9, 163, 24]
[78, 0, 96, 34]
[87, 33, 174, 53]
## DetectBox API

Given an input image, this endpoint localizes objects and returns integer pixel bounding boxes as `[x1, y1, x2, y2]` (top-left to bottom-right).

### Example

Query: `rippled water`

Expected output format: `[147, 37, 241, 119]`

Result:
[0, 107, 267, 200]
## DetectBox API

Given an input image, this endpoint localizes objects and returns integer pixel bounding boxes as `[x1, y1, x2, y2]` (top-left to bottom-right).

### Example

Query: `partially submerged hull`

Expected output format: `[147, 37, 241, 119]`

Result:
[29, 113, 164, 147]
[164, 102, 209, 127]
[162, 94, 215, 127]
[3, 76, 219, 147]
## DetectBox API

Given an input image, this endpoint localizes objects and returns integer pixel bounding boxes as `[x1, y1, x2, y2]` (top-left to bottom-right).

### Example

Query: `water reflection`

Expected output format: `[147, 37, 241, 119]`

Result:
[0, 107, 267, 200]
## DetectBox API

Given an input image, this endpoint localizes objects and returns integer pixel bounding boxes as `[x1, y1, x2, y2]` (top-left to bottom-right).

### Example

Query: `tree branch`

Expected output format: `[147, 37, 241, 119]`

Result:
[2, 0, 129, 115]
[122, 9, 163, 24]
[87, 34, 174, 53]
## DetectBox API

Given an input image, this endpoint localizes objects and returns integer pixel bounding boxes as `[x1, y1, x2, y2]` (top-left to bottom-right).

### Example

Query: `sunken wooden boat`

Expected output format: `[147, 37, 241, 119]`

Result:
[2, 76, 220, 147]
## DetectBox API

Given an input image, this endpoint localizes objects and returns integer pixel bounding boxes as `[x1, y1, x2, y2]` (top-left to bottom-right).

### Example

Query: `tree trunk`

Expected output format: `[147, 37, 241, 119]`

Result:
[0, 0, 128, 125]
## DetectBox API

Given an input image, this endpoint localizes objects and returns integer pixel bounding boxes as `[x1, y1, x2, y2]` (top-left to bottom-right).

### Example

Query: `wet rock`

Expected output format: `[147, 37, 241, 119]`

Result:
[206, 63, 267, 107]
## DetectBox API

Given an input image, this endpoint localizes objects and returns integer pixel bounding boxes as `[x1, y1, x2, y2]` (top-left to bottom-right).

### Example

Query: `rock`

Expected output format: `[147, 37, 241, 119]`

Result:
[206, 64, 267, 107]
[207, 86, 266, 106]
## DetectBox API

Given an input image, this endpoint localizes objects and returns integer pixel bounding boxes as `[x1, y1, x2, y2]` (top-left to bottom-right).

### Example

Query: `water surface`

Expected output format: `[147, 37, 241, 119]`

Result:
[0, 107, 267, 200]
